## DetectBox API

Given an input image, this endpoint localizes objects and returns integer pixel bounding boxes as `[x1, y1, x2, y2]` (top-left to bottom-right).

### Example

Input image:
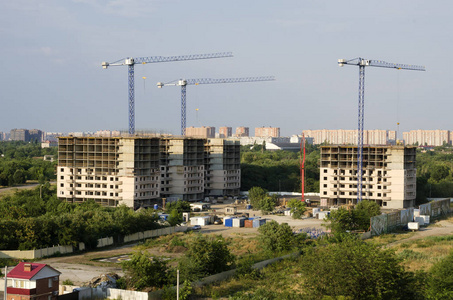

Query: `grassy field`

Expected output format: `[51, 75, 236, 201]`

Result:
[191, 215, 453, 299]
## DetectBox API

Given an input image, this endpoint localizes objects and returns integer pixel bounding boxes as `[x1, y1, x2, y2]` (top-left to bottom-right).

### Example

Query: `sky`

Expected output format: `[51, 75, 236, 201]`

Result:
[0, 1, 451, 137]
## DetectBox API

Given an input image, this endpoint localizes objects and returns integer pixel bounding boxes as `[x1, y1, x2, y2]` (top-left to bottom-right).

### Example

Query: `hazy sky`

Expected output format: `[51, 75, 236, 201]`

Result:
[0, 1, 450, 136]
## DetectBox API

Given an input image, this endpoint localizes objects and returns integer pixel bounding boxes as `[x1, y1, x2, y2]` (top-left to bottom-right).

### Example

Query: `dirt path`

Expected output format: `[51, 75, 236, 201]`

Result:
[385, 217, 453, 248]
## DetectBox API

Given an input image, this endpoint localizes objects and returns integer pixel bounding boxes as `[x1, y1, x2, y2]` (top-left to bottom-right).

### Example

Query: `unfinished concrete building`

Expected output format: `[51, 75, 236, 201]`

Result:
[159, 138, 206, 202]
[320, 145, 416, 209]
[58, 136, 241, 207]
[58, 137, 161, 208]
[204, 139, 241, 197]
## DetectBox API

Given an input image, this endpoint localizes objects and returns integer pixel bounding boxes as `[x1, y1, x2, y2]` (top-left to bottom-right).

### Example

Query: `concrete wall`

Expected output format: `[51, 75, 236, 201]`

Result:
[0, 227, 185, 259]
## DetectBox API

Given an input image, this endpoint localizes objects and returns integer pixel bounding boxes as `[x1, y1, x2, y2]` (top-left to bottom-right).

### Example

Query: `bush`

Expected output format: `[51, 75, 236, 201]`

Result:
[426, 250, 453, 299]
[300, 235, 420, 300]
[178, 235, 234, 281]
[258, 220, 305, 254]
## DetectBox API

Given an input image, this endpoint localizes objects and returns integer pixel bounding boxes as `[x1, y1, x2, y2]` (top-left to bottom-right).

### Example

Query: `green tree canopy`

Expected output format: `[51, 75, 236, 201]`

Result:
[258, 220, 305, 254]
[287, 198, 307, 219]
[121, 251, 170, 291]
[426, 250, 453, 299]
[300, 235, 420, 300]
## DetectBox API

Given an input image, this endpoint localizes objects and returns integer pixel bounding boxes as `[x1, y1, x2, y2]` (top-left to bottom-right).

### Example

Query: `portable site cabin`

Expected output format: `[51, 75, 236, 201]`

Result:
[190, 216, 210, 226]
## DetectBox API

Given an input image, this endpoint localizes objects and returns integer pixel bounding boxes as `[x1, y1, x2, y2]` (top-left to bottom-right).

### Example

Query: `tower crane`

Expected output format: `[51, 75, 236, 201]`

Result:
[157, 76, 275, 135]
[101, 52, 233, 135]
[338, 57, 425, 203]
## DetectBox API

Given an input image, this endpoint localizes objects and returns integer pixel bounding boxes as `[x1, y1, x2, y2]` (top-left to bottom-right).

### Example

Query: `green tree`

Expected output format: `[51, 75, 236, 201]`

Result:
[121, 251, 169, 291]
[259, 195, 277, 214]
[258, 220, 304, 254]
[179, 234, 234, 280]
[326, 200, 380, 233]
[287, 198, 307, 219]
[300, 235, 420, 300]
[248, 186, 268, 208]
[426, 250, 453, 299]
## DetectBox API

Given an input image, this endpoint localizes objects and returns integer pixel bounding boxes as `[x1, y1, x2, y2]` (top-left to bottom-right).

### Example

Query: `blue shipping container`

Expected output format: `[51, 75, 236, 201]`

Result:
[224, 218, 234, 227]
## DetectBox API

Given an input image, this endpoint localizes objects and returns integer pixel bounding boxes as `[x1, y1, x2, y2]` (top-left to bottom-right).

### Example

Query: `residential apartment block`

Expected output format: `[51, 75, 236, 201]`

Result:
[185, 126, 216, 138]
[403, 129, 450, 146]
[255, 127, 280, 138]
[57, 136, 240, 208]
[304, 129, 395, 145]
[10, 128, 43, 142]
[235, 126, 249, 137]
[320, 145, 416, 209]
[219, 127, 232, 138]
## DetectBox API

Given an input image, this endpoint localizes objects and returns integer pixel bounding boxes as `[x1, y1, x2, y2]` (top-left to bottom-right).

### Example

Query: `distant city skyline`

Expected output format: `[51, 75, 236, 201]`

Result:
[1, 1, 451, 136]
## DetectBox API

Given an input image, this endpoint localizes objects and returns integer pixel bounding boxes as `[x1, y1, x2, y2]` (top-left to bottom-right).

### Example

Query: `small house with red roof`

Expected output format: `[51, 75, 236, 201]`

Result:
[6, 262, 61, 300]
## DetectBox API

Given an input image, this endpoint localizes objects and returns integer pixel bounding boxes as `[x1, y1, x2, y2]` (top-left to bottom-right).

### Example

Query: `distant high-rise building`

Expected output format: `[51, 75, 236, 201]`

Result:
[303, 129, 395, 145]
[10, 129, 29, 142]
[185, 126, 215, 138]
[29, 129, 43, 142]
[255, 127, 280, 138]
[235, 127, 249, 137]
[219, 127, 232, 138]
[403, 130, 450, 146]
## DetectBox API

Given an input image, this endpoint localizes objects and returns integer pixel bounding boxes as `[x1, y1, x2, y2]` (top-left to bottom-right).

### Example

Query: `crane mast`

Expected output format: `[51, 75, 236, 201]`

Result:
[157, 76, 275, 135]
[102, 52, 233, 135]
[338, 57, 425, 203]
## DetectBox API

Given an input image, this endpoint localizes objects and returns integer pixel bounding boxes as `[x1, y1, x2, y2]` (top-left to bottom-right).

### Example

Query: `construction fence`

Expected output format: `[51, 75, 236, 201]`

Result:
[370, 198, 451, 236]
[0, 226, 187, 260]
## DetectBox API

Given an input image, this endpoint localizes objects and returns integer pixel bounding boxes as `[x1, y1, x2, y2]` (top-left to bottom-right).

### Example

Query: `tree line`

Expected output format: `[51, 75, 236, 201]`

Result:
[240, 145, 320, 193]
[0, 184, 161, 250]
[0, 141, 56, 186]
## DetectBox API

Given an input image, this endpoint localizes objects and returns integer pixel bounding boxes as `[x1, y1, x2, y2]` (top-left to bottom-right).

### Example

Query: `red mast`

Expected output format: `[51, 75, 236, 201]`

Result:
[300, 133, 306, 202]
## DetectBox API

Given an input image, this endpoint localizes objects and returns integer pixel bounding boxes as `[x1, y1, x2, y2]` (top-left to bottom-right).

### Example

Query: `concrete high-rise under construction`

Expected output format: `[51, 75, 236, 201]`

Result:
[57, 136, 240, 208]
[320, 145, 416, 209]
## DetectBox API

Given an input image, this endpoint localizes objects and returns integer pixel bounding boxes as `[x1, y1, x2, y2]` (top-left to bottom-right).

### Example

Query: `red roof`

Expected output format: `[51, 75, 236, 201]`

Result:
[7, 262, 50, 280]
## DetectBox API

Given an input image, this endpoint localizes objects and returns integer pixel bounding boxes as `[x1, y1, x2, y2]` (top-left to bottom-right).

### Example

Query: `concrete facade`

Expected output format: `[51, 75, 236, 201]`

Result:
[255, 127, 280, 138]
[235, 127, 249, 137]
[57, 136, 240, 207]
[58, 137, 161, 209]
[320, 145, 416, 209]
[185, 126, 215, 138]
[219, 127, 232, 138]
[204, 139, 241, 196]
[303, 129, 396, 145]
[403, 129, 450, 146]
[159, 138, 206, 202]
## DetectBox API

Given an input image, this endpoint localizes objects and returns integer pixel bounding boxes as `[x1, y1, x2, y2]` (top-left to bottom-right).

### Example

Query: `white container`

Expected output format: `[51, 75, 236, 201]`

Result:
[232, 217, 246, 228]
[312, 208, 321, 214]
[413, 209, 420, 218]
[318, 211, 330, 220]
[408, 222, 419, 231]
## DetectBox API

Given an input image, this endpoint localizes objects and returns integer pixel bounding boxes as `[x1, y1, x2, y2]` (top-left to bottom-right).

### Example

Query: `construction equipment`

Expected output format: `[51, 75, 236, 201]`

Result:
[101, 52, 233, 135]
[338, 57, 425, 203]
[157, 76, 275, 135]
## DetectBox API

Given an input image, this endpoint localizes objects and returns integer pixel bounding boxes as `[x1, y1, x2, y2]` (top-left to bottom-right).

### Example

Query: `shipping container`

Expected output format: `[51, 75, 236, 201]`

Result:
[233, 217, 246, 228]
[224, 218, 234, 227]
[253, 218, 266, 228]
[244, 220, 253, 228]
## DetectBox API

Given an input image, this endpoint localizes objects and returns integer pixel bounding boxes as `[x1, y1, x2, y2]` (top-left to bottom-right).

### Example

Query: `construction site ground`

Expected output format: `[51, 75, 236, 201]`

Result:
[35, 200, 453, 286]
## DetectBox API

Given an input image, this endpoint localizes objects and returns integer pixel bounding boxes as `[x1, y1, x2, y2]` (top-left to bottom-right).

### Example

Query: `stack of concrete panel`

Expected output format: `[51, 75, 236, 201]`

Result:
[414, 216, 425, 226]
